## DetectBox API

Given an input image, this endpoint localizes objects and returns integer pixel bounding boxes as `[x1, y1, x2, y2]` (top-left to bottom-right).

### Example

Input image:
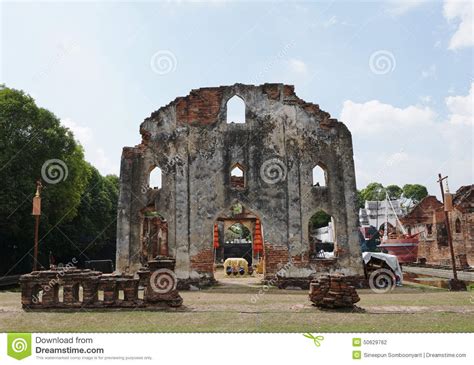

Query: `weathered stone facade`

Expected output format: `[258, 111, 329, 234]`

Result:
[116, 83, 364, 286]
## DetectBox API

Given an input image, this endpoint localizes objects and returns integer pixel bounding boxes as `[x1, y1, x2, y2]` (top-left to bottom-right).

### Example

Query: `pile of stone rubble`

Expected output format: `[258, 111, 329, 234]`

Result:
[309, 274, 360, 308]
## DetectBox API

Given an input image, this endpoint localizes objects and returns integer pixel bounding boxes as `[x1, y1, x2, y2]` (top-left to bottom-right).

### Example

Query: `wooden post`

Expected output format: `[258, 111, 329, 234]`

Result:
[32, 179, 42, 271]
[33, 215, 40, 271]
[437, 174, 457, 280]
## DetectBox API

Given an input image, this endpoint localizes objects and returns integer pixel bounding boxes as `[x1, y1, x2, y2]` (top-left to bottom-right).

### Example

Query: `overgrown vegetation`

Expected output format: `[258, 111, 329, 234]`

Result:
[0, 86, 118, 275]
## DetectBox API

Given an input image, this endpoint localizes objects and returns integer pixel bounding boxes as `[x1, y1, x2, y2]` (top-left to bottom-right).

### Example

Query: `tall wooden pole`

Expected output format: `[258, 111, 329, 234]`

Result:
[437, 173, 457, 281]
[32, 179, 42, 271]
[33, 215, 40, 271]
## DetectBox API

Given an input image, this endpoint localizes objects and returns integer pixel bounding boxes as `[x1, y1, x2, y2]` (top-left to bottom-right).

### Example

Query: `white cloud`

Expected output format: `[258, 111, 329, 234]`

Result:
[288, 58, 308, 74]
[91, 148, 115, 175]
[445, 82, 474, 125]
[61, 117, 93, 143]
[340, 85, 473, 194]
[386, 0, 429, 16]
[340, 100, 436, 135]
[443, 0, 474, 50]
[61, 118, 115, 175]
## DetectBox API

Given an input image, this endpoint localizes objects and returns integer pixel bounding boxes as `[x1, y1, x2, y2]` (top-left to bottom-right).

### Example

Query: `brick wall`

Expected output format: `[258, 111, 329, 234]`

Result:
[264, 243, 311, 275]
[264, 243, 289, 275]
[417, 210, 473, 266]
[190, 248, 214, 273]
[176, 89, 224, 126]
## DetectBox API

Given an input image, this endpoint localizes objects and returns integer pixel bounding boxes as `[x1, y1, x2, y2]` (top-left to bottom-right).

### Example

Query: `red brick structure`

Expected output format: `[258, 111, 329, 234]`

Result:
[309, 274, 360, 308]
[401, 185, 474, 267]
[450, 185, 474, 268]
[20, 258, 182, 310]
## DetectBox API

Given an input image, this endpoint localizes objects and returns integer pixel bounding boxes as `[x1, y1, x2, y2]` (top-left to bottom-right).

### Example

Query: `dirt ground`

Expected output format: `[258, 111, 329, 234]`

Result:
[1, 272, 473, 332]
[0, 272, 474, 332]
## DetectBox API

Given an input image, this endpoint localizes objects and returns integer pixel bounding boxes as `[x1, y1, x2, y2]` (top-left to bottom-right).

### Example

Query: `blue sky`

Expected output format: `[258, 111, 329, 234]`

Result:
[1, 0, 472, 197]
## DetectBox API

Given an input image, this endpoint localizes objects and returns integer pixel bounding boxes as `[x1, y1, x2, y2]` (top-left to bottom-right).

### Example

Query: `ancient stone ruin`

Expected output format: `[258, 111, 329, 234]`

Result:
[309, 274, 360, 308]
[20, 258, 182, 310]
[116, 83, 364, 288]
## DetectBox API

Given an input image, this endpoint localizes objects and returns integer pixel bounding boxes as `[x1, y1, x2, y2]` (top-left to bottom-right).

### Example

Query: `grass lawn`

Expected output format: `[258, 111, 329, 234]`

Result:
[1, 281, 473, 332]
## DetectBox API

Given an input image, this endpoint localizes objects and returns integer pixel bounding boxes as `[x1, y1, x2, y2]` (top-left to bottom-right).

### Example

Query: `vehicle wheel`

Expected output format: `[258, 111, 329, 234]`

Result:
[372, 271, 394, 289]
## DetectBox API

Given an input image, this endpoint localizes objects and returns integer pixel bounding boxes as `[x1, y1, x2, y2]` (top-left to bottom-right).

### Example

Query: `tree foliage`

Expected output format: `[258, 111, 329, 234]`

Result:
[309, 210, 332, 230]
[225, 223, 251, 241]
[385, 184, 403, 200]
[45, 167, 119, 263]
[359, 182, 385, 202]
[358, 182, 429, 208]
[0, 86, 118, 274]
[402, 184, 429, 205]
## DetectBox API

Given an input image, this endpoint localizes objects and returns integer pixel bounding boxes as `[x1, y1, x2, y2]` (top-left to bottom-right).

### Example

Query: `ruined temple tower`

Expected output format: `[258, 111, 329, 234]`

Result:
[116, 83, 364, 287]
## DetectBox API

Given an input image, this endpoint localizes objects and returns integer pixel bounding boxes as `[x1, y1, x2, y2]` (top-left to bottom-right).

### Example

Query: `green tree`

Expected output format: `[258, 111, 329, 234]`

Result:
[356, 190, 365, 209]
[360, 182, 385, 202]
[386, 184, 403, 200]
[47, 167, 119, 262]
[309, 210, 331, 230]
[402, 184, 428, 205]
[0, 86, 89, 274]
[358, 182, 429, 209]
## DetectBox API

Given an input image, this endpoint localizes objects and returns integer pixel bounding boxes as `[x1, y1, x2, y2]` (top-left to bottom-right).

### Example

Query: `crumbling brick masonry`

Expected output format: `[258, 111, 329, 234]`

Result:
[309, 274, 360, 308]
[116, 83, 364, 287]
[20, 258, 182, 310]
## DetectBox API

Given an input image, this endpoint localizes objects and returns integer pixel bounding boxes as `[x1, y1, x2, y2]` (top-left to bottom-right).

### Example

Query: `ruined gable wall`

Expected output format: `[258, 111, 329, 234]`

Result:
[116, 84, 363, 283]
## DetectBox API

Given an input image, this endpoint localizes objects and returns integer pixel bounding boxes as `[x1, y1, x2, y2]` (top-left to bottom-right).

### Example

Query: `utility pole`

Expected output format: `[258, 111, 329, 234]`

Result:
[32, 179, 42, 271]
[437, 173, 466, 291]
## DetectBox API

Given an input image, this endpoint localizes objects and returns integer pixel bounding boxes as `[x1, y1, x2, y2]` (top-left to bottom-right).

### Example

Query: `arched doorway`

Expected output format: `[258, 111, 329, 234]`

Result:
[224, 222, 253, 264]
[140, 208, 169, 264]
[308, 210, 336, 259]
[212, 203, 264, 279]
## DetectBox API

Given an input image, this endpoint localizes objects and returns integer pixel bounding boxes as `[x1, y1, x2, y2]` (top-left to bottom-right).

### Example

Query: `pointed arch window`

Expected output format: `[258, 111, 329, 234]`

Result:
[230, 163, 245, 189]
[308, 210, 336, 260]
[226, 95, 246, 124]
[312, 163, 327, 187]
[148, 166, 162, 189]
